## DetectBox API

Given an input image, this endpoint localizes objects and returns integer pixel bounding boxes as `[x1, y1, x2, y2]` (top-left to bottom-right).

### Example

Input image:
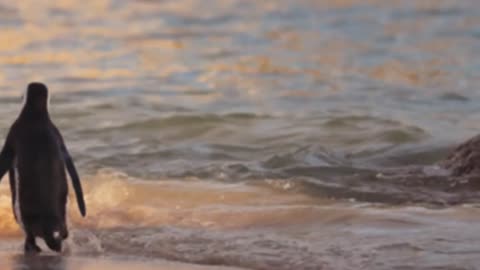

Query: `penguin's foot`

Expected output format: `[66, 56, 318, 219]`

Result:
[24, 241, 42, 254]
[24, 237, 42, 254]
[60, 226, 69, 239]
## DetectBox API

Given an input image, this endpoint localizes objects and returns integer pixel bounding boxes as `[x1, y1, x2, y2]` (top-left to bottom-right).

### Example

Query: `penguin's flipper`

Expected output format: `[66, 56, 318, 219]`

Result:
[54, 127, 86, 217]
[0, 132, 14, 181]
[63, 147, 86, 217]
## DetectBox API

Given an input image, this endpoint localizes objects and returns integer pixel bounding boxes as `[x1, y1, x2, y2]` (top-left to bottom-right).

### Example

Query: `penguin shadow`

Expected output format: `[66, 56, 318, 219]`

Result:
[10, 254, 66, 270]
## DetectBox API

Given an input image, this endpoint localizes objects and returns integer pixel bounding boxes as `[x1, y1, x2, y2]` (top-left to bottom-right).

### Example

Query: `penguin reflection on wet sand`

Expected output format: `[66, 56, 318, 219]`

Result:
[0, 82, 86, 253]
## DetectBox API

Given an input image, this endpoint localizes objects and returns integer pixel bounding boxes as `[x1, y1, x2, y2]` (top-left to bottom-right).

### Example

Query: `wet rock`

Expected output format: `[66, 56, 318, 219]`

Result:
[441, 134, 480, 176]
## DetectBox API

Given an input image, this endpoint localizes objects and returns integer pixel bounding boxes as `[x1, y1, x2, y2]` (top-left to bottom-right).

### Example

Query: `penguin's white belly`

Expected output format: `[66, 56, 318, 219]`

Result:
[13, 166, 24, 231]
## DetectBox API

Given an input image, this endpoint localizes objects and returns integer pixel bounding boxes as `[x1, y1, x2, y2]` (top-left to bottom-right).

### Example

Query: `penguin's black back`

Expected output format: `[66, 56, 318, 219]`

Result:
[11, 83, 68, 236]
[13, 119, 67, 213]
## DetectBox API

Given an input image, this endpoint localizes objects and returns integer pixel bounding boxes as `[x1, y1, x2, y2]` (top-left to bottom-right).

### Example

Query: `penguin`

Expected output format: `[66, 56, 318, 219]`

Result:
[0, 82, 86, 253]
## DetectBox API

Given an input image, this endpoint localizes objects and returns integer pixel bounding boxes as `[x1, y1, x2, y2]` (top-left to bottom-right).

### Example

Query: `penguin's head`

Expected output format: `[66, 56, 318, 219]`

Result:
[24, 82, 49, 111]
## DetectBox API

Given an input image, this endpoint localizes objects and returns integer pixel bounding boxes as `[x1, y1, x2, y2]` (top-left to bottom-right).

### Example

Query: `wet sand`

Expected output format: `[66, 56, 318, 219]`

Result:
[0, 253, 246, 270]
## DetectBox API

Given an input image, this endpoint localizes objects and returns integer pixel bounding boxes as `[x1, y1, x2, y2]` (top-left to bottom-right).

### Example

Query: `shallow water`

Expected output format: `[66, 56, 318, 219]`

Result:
[0, 0, 479, 269]
[0, 253, 246, 270]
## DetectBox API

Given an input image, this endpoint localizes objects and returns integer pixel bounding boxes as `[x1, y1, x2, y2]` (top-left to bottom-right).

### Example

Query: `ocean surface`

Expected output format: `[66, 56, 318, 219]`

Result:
[0, 0, 479, 269]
